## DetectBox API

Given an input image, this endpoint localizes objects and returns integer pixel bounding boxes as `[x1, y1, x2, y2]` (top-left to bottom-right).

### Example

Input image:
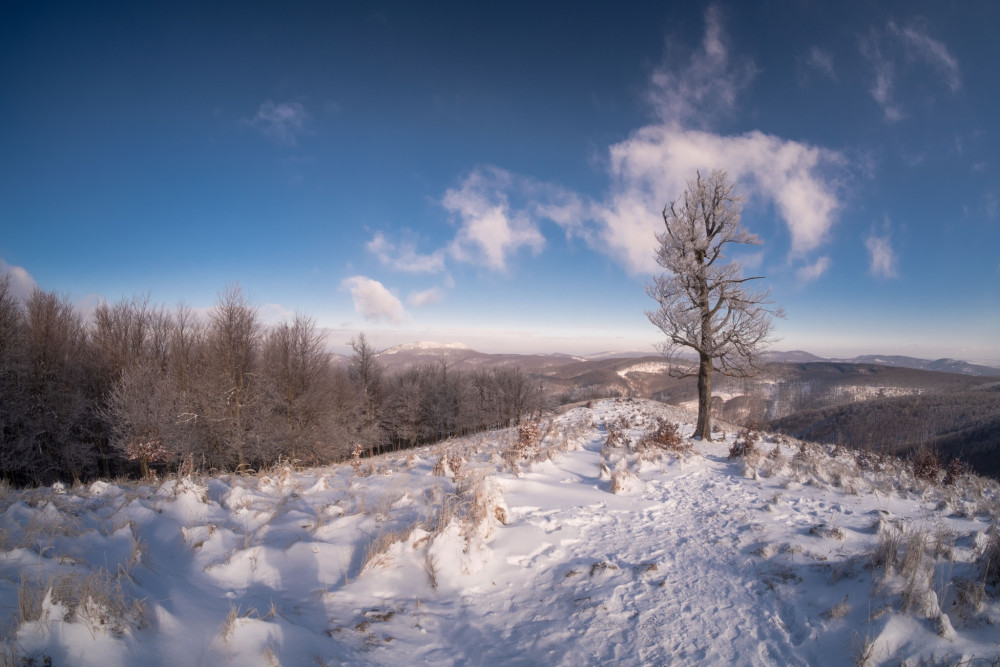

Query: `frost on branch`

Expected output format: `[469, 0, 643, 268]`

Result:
[645, 169, 783, 440]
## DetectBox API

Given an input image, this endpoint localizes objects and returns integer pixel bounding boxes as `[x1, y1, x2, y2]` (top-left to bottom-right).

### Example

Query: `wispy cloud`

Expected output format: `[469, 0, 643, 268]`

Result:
[367, 232, 446, 273]
[341, 276, 408, 324]
[796, 256, 832, 282]
[984, 191, 998, 220]
[803, 46, 836, 81]
[408, 288, 442, 307]
[861, 31, 903, 121]
[0, 259, 38, 301]
[889, 19, 961, 92]
[647, 5, 756, 127]
[245, 100, 309, 146]
[861, 19, 960, 121]
[865, 219, 898, 278]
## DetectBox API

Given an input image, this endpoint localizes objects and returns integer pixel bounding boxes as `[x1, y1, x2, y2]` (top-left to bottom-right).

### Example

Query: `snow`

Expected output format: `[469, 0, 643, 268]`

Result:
[2, 398, 999, 666]
[615, 361, 671, 379]
[380, 342, 474, 355]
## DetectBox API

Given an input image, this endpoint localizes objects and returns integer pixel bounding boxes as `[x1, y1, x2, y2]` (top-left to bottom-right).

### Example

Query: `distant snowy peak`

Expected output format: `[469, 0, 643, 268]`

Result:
[380, 341, 475, 356]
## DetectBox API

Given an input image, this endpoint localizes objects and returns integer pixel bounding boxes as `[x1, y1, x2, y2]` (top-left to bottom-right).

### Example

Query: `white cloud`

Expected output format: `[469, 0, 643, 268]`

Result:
[865, 222, 898, 279]
[0, 259, 38, 301]
[796, 256, 832, 282]
[341, 276, 408, 324]
[442, 167, 546, 271]
[408, 288, 442, 307]
[367, 232, 446, 273]
[889, 20, 961, 92]
[576, 7, 843, 277]
[596, 126, 842, 274]
[245, 100, 309, 146]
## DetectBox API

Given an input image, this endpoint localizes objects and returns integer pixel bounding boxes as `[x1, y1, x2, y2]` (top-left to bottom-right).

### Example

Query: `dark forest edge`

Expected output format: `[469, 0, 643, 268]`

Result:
[0, 277, 548, 487]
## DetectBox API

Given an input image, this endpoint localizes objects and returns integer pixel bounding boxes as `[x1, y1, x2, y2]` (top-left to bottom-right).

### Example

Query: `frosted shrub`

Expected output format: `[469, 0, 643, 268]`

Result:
[502, 421, 541, 474]
[456, 472, 509, 539]
[642, 419, 687, 451]
[912, 445, 942, 483]
[943, 458, 969, 487]
[855, 449, 887, 473]
[729, 421, 760, 459]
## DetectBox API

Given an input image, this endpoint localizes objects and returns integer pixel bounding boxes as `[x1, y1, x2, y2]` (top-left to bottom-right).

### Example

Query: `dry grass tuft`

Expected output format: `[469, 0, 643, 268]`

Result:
[221, 602, 259, 644]
[609, 461, 637, 494]
[16, 568, 148, 636]
[360, 524, 417, 573]
[821, 594, 851, 620]
[977, 524, 1000, 588]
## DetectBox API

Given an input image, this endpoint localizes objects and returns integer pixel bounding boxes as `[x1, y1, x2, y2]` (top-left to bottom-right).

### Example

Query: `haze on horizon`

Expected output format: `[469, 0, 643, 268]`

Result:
[2, 2, 998, 364]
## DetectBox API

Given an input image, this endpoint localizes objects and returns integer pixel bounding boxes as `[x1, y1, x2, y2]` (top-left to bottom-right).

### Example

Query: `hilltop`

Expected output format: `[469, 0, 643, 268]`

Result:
[2, 398, 999, 665]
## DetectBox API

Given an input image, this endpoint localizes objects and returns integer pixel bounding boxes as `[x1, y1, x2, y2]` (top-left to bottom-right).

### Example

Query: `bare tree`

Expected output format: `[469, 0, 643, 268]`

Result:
[100, 363, 178, 477]
[204, 284, 263, 469]
[646, 170, 783, 440]
[260, 314, 334, 463]
[348, 333, 385, 455]
[19, 289, 94, 481]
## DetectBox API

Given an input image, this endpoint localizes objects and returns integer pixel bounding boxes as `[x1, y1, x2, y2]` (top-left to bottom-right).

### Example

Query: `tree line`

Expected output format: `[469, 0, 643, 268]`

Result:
[0, 276, 546, 486]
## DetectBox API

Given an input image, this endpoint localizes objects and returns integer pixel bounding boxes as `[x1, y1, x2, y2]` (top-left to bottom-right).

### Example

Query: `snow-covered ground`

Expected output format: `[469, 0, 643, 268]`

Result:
[2, 398, 999, 666]
[615, 361, 671, 379]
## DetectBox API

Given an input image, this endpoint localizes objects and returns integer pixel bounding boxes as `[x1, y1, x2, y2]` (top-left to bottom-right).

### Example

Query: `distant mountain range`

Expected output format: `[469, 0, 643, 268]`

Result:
[366, 342, 1000, 378]
[761, 350, 1000, 377]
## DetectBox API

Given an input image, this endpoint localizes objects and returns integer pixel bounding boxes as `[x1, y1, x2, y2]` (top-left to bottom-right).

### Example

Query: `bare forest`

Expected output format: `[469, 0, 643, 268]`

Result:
[0, 277, 546, 486]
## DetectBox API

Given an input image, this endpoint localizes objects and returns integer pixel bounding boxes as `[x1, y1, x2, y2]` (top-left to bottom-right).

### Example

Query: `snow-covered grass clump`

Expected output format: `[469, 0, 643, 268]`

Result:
[1, 397, 998, 666]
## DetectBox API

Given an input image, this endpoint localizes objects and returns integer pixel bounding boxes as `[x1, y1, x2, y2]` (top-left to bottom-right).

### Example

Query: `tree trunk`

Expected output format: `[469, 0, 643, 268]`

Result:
[695, 354, 713, 440]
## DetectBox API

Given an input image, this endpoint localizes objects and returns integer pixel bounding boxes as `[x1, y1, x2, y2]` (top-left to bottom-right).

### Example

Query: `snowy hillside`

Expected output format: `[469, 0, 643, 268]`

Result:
[2, 399, 999, 666]
[379, 342, 475, 355]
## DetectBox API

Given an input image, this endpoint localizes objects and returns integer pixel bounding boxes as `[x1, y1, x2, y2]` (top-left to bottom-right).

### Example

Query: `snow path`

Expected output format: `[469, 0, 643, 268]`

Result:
[401, 452, 806, 666]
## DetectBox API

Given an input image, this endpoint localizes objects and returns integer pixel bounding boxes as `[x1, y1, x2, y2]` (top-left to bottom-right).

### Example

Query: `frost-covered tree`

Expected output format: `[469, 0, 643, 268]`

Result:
[646, 170, 783, 440]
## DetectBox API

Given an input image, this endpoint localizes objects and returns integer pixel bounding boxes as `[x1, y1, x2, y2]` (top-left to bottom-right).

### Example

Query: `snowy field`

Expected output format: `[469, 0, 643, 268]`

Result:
[2, 398, 999, 666]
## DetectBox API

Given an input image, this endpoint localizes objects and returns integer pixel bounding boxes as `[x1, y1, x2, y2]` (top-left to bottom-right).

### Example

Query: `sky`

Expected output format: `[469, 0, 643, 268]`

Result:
[2, 1, 999, 361]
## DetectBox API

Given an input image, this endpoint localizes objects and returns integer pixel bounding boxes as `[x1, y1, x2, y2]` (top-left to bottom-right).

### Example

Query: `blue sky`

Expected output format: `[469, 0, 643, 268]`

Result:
[2, 1, 998, 361]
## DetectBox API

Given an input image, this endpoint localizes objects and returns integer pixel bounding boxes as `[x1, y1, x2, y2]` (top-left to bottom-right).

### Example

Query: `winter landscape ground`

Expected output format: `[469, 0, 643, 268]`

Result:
[2, 398, 999, 666]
